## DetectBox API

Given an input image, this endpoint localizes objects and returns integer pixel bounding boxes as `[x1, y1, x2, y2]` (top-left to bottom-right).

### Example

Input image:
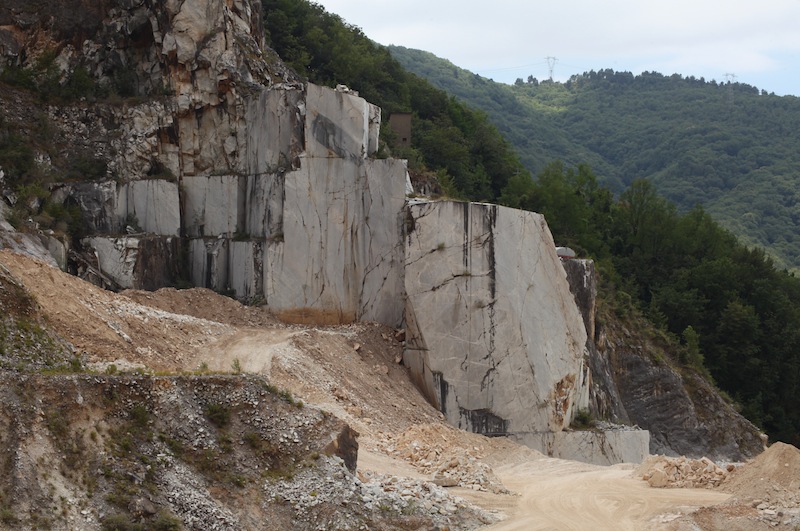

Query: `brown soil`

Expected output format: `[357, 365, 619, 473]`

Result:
[721, 442, 800, 507]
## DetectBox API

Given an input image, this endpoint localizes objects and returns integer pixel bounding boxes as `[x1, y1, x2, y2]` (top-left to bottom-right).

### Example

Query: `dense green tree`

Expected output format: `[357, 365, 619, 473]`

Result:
[509, 162, 612, 256]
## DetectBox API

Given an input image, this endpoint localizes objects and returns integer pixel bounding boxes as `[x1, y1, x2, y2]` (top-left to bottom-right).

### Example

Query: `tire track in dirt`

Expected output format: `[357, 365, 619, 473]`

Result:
[486, 460, 730, 530]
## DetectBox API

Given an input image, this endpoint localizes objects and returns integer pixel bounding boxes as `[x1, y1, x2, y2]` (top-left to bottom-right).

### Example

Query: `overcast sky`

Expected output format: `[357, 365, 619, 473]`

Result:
[314, 0, 800, 96]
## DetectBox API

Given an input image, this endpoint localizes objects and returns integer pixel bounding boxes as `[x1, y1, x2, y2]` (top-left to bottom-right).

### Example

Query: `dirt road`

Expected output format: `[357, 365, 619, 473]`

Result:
[485, 459, 729, 530]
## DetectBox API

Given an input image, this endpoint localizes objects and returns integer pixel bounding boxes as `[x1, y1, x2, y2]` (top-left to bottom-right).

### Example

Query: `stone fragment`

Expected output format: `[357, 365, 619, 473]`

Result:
[432, 475, 459, 488]
[648, 469, 669, 488]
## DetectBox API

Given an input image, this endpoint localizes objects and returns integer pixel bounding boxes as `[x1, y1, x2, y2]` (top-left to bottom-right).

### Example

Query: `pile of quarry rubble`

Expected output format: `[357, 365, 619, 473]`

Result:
[642, 442, 800, 529]
[263, 455, 498, 530]
[720, 442, 800, 527]
[638, 455, 732, 489]
[374, 423, 515, 495]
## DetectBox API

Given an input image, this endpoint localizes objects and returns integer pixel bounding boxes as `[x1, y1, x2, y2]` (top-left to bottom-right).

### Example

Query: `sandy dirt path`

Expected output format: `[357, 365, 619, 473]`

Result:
[482, 459, 730, 530]
[192, 328, 300, 374]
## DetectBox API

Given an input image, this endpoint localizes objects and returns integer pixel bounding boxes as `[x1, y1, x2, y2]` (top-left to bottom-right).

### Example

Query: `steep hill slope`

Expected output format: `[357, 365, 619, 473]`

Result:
[389, 46, 800, 271]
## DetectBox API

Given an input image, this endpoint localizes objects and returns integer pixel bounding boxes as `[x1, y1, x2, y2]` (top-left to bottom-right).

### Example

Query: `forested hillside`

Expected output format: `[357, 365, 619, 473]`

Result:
[389, 46, 800, 272]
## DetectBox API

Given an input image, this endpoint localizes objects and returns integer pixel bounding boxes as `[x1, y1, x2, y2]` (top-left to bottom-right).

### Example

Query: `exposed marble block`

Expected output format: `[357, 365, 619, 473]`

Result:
[86, 236, 139, 289]
[265, 156, 367, 321]
[229, 240, 263, 300]
[182, 175, 245, 237]
[87, 236, 179, 290]
[188, 238, 263, 301]
[244, 173, 284, 239]
[367, 103, 381, 155]
[516, 429, 650, 466]
[264, 155, 405, 325]
[246, 82, 378, 169]
[116, 180, 180, 236]
[360, 158, 407, 325]
[404, 200, 590, 435]
[245, 86, 305, 175]
[189, 238, 228, 292]
[305, 84, 377, 160]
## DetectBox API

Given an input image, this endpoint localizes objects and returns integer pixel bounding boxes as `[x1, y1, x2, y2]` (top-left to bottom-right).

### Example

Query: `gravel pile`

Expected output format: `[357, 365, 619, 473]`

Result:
[379, 423, 511, 494]
[747, 500, 800, 527]
[263, 455, 499, 530]
[638, 455, 731, 488]
[403, 444, 510, 494]
[719, 441, 800, 526]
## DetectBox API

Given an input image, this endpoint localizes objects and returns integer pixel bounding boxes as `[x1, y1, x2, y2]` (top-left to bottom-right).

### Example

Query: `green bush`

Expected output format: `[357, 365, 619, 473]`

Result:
[570, 408, 595, 430]
[205, 403, 230, 428]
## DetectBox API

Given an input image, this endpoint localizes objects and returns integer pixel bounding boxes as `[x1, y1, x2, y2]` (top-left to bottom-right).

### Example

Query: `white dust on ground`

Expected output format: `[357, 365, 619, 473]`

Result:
[3, 248, 799, 529]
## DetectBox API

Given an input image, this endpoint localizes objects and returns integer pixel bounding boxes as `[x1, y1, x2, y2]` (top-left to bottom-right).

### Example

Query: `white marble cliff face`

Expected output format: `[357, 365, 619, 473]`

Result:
[88, 81, 407, 325]
[403, 200, 590, 434]
[47, 0, 405, 318]
[117, 180, 180, 236]
[264, 155, 406, 325]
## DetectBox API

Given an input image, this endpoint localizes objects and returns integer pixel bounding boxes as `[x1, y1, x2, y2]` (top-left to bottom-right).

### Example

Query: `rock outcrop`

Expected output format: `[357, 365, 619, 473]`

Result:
[79, 83, 408, 324]
[0, 0, 408, 324]
[403, 200, 589, 435]
[561, 258, 631, 424]
[561, 257, 764, 462]
[402, 202, 649, 464]
[604, 334, 765, 461]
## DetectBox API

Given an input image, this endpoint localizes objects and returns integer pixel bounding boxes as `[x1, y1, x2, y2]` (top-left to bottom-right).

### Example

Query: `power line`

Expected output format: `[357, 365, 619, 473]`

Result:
[478, 61, 548, 74]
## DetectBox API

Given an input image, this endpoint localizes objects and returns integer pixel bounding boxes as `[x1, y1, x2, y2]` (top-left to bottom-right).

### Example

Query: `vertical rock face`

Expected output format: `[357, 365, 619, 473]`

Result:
[1, 0, 408, 310]
[603, 334, 764, 461]
[561, 259, 631, 424]
[78, 82, 408, 318]
[403, 200, 590, 435]
[520, 429, 649, 466]
[265, 154, 406, 325]
[244, 86, 306, 175]
[177, 83, 406, 324]
[561, 258, 763, 462]
[117, 180, 181, 236]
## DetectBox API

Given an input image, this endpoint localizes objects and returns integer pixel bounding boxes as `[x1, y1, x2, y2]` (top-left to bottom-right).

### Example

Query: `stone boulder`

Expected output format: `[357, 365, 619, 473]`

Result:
[403, 200, 590, 435]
